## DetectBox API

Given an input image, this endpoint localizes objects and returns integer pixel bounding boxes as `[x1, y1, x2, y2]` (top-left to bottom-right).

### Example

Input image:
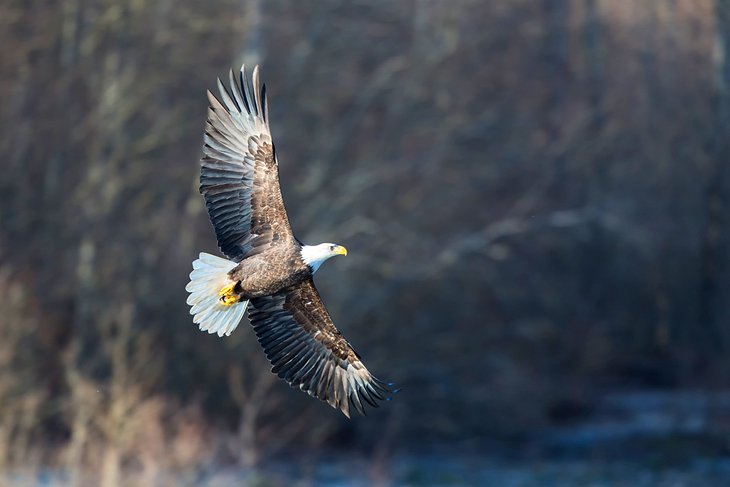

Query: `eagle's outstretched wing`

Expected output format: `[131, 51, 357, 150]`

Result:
[200, 65, 294, 262]
[248, 279, 393, 417]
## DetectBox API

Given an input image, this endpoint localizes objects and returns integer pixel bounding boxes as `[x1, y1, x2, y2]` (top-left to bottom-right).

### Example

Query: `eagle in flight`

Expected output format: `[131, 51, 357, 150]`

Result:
[186, 65, 392, 417]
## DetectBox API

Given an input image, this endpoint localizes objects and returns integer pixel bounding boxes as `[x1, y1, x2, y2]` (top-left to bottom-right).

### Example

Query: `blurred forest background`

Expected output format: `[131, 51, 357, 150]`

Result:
[2, 0, 730, 485]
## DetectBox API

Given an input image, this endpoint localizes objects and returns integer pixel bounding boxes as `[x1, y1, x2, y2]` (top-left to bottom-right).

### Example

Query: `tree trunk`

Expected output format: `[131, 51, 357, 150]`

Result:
[699, 1, 730, 362]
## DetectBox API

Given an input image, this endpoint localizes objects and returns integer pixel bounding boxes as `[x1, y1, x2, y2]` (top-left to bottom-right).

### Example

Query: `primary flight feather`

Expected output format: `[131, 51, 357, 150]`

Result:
[186, 65, 392, 417]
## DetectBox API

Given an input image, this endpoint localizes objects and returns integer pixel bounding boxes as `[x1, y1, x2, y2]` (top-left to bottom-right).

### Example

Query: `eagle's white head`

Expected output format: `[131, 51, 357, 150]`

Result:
[300, 243, 347, 273]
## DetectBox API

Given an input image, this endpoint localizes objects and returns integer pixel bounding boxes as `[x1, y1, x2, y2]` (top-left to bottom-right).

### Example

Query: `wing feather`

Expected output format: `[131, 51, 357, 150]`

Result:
[248, 279, 393, 417]
[199, 65, 293, 261]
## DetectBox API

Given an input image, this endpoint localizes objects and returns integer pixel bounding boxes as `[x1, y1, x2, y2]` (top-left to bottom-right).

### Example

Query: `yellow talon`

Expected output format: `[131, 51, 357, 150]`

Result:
[219, 282, 236, 296]
[219, 282, 238, 306]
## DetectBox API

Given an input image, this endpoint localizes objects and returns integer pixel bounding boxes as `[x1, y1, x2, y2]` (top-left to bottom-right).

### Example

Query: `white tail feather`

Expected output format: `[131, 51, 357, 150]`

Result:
[186, 252, 248, 337]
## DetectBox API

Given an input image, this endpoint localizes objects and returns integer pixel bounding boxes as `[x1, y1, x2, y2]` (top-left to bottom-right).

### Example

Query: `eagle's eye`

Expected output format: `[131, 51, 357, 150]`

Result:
[329, 245, 336, 251]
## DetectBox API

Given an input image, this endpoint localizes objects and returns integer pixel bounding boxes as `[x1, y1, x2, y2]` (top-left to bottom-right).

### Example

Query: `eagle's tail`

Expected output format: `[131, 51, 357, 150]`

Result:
[186, 252, 248, 337]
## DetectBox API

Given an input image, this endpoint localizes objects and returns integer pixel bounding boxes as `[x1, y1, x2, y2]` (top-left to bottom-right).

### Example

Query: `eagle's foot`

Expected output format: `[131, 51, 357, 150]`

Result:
[219, 282, 238, 307]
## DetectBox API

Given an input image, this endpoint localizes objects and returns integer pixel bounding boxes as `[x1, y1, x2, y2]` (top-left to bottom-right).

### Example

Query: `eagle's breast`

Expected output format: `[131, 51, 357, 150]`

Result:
[229, 243, 311, 298]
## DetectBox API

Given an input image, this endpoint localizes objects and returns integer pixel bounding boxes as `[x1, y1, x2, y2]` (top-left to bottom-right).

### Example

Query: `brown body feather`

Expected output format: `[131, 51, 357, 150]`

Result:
[228, 248, 310, 299]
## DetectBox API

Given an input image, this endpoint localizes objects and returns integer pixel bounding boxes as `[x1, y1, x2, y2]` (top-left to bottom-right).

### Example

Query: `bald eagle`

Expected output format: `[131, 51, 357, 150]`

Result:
[186, 65, 392, 417]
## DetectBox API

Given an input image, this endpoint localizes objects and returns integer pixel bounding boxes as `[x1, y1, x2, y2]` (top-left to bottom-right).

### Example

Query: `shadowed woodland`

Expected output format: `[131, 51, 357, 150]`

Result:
[2, 0, 730, 485]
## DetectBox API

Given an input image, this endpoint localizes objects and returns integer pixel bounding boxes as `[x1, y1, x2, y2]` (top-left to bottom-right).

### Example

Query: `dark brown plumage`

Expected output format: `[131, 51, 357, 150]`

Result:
[187, 65, 393, 417]
[200, 68, 291, 261]
[249, 280, 391, 417]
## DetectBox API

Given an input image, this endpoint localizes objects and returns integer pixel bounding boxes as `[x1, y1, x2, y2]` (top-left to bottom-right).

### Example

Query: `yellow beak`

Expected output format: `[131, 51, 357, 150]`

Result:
[333, 245, 348, 256]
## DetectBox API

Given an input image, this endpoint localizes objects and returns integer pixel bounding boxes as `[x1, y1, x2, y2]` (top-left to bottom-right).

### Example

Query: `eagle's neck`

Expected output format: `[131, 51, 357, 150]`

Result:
[300, 244, 331, 274]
